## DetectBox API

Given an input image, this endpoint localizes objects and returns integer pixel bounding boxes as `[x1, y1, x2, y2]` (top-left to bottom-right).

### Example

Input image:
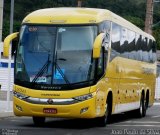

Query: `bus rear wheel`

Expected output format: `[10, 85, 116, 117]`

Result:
[33, 116, 45, 126]
[135, 94, 146, 117]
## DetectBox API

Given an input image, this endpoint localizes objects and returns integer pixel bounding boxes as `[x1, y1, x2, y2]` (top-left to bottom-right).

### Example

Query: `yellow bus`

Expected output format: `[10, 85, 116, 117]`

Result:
[4, 8, 156, 126]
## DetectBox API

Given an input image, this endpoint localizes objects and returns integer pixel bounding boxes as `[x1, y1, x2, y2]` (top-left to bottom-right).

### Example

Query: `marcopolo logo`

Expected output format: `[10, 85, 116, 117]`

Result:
[47, 99, 54, 104]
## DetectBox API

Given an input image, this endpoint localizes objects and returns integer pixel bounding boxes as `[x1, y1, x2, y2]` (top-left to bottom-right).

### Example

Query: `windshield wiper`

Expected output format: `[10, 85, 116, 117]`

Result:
[54, 61, 71, 85]
[32, 54, 50, 83]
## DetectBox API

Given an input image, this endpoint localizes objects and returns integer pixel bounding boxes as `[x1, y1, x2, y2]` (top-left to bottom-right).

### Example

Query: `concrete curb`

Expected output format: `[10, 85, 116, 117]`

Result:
[0, 100, 13, 118]
[0, 112, 14, 118]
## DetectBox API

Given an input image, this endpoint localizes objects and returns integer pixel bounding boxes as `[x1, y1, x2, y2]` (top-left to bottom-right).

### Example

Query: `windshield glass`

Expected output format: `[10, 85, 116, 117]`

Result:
[15, 25, 97, 88]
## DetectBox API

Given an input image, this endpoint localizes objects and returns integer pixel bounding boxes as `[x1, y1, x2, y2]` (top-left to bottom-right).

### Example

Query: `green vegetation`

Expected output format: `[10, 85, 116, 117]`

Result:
[3, 0, 160, 49]
[153, 24, 160, 51]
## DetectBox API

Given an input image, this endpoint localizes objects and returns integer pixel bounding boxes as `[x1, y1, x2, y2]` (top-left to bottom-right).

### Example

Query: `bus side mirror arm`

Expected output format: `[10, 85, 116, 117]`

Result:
[3, 32, 19, 57]
[92, 33, 105, 58]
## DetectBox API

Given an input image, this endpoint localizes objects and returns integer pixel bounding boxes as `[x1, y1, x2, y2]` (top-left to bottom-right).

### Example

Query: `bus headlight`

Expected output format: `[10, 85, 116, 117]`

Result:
[73, 93, 93, 101]
[13, 91, 29, 100]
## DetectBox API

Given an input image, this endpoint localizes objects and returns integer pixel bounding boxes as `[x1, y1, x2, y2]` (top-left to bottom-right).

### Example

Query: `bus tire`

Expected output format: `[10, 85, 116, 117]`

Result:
[135, 94, 146, 117]
[97, 98, 111, 127]
[145, 91, 149, 109]
[33, 116, 45, 126]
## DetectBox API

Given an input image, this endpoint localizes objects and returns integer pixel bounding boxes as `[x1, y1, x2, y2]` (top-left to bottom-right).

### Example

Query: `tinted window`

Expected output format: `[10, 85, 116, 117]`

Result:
[128, 30, 136, 59]
[120, 27, 128, 58]
[135, 34, 142, 61]
[99, 21, 111, 33]
[148, 39, 153, 63]
[99, 21, 111, 51]
[110, 23, 120, 61]
[152, 41, 157, 62]
[142, 37, 149, 62]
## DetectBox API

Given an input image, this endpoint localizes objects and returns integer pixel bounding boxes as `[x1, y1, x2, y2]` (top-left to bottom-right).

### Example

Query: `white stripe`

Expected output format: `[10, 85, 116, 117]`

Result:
[153, 102, 160, 105]
[152, 115, 160, 118]
[113, 101, 140, 114]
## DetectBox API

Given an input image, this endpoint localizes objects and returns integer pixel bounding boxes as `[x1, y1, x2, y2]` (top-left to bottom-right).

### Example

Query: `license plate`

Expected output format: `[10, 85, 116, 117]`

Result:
[43, 108, 57, 114]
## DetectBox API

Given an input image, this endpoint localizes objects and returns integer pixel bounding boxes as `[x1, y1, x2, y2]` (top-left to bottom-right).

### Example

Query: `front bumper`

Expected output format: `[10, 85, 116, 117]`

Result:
[13, 96, 97, 118]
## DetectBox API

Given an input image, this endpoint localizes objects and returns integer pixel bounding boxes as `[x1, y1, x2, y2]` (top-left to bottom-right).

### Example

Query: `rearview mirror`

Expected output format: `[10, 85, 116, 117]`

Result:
[3, 32, 19, 57]
[93, 33, 105, 58]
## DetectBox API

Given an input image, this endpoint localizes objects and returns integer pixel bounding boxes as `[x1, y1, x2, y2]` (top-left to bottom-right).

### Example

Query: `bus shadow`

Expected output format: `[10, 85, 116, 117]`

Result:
[22, 111, 142, 129]
[109, 112, 140, 124]
[22, 118, 97, 129]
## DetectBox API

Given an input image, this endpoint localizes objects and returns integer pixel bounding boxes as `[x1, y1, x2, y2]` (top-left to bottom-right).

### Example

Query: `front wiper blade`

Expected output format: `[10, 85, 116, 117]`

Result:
[32, 59, 50, 83]
[54, 62, 71, 86]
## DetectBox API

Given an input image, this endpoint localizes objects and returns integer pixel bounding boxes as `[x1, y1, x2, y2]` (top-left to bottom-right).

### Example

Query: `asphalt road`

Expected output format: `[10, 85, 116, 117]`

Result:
[0, 104, 160, 135]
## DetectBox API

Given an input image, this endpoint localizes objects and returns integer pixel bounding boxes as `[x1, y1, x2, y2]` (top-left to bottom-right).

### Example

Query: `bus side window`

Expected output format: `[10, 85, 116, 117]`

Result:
[99, 21, 111, 50]
[142, 37, 149, 62]
[148, 39, 153, 63]
[127, 29, 136, 60]
[152, 41, 157, 63]
[135, 34, 142, 61]
[110, 23, 120, 61]
[120, 27, 128, 58]
[99, 21, 111, 33]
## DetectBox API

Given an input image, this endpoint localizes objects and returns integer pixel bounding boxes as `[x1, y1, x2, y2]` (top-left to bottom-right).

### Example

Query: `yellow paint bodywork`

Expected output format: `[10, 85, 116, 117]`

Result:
[106, 56, 156, 110]
[23, 8, 109, 25]
[3, 32, 19, 57]
[93, 33, 105, 58]
[14, 85, 106, 118]
[14, 96, 97, 118]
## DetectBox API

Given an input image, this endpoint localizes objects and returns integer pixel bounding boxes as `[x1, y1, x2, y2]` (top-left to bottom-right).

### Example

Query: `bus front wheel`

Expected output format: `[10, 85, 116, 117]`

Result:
[33, 116, 45, 126]
[96, 99, 111, 127]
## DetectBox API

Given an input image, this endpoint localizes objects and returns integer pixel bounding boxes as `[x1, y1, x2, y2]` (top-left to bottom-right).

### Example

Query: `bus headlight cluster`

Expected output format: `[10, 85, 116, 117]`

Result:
[13, 91, 29, 100]
[73, 93, 93, 101]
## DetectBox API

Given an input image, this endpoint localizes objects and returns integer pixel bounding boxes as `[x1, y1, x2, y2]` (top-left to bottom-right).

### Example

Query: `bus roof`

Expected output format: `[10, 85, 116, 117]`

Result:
[23, 8, 110, 24]
[23, 8, 155, 40]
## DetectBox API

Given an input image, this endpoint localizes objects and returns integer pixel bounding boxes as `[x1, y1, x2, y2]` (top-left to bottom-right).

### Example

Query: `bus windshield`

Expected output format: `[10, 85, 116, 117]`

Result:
[15, 25, 97, 88]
